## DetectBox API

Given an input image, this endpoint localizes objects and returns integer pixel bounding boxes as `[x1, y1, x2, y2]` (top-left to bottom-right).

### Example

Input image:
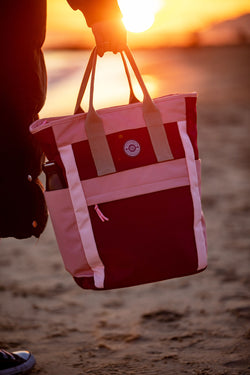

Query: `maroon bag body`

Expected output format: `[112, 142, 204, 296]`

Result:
[30, 48, 207, 290]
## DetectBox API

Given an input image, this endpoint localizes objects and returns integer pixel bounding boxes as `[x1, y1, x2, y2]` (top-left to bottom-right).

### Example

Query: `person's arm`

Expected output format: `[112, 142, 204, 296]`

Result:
[67, 0, 122, 26]
[66, 0, 127, 56]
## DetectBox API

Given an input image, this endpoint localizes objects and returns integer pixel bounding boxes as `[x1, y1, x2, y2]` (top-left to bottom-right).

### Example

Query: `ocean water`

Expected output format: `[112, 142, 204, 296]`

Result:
[40, 46, 249, 118]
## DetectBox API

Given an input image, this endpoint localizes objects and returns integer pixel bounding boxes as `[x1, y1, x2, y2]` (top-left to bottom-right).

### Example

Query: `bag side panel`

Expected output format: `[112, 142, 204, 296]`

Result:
[185, 97, 199, 159]
[178, 121, 207, 270]
[45, 189, 93, 277]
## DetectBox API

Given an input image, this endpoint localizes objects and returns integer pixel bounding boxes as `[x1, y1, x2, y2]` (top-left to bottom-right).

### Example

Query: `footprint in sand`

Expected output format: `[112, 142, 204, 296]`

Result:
[229, 305, 250, 319]
[141, 309, 183, 323]
[223, 358, 250, 370]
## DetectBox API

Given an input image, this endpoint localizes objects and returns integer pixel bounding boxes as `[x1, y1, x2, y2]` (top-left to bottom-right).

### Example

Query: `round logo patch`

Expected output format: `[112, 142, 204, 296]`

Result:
[124, 140, 141, 157]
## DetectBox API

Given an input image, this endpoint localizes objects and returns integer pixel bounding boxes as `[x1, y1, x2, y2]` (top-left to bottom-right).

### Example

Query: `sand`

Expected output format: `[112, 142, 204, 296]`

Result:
[0, 45, 250, 374]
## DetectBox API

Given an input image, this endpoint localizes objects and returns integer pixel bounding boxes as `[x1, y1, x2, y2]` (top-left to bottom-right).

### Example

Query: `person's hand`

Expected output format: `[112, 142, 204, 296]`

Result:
[91, 19, 127, 57]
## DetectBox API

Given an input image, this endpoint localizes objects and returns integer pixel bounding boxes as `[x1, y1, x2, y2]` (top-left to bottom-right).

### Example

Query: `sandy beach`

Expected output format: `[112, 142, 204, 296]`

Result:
[0, 45, 250, 374]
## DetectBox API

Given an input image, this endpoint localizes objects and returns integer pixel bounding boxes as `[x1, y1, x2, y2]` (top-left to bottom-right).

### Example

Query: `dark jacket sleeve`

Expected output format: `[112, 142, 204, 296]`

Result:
[0, 0, 48, 238]
[67, 0, 122, 26]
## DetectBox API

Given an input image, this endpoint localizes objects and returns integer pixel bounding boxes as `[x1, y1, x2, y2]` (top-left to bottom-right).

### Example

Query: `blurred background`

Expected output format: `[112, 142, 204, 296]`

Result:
[40, 0, 250, 116]
[45, 0, 250, 49]
[1, 1, 249, 373]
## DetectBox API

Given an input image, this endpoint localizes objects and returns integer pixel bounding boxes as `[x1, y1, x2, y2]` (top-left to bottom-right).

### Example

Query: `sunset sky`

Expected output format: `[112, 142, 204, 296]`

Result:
[45, 0, 250, 48]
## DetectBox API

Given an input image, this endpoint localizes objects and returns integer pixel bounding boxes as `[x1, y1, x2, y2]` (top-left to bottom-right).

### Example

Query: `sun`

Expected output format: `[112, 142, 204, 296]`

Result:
[118, 0, 162, 33]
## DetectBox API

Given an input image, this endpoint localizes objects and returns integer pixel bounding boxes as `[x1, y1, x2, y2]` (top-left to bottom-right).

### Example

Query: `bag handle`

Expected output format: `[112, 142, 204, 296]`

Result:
[81, 47, 174, 176]
[120, 51, 139, 104]
[123, 47, 173, 162]
[84, 49, 116, 176]
[74, 48, 139, 114]
[74, 48, 96, 114]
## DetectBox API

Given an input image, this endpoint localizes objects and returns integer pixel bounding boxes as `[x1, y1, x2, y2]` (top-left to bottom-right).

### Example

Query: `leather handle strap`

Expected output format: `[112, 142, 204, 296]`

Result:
[123, 47, 173, 161]
[74, 48, 96, 115]
[120, 51, 139, 104]
[84, 49, 116, 176]
[76, 47, 174, 176]
[74, 48, 139, 114]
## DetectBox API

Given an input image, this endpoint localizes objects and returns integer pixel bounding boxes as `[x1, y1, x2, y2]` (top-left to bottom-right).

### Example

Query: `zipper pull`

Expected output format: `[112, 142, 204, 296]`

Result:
[94, 205, 109, 222]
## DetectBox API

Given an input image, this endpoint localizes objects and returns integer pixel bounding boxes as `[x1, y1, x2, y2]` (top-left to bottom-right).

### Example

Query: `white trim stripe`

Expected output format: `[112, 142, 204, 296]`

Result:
[177, 121, 207, 270]
[59, 144, 105, 288]
[82, 158, 192, 206]
[44, 188, 93, 278]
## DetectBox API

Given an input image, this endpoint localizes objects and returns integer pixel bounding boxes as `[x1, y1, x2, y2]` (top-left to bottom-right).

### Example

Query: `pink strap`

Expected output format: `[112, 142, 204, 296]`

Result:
[94, 205, 109, 222]
[58, 144, 105, 288]
[177, 120, 207, 270]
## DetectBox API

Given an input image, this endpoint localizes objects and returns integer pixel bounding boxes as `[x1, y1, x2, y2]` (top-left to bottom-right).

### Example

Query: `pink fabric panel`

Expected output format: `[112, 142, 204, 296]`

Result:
[82, 158, 190, 205]
[177, 121, 207, 271]
[157, 95, 187, 124]
[53, 115, 87, 148]
[45, 189, 93, 278]
[99, 95, 187, 137]
[38, 94, 191, 148]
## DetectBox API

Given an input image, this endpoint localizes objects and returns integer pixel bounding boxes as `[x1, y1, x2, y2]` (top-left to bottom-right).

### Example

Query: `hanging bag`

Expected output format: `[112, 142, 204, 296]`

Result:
[30, 47, 207, 290]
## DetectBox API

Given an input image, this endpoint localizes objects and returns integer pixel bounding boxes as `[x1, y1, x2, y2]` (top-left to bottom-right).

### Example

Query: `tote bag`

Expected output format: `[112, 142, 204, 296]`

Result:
[30, 47, 207, 290]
